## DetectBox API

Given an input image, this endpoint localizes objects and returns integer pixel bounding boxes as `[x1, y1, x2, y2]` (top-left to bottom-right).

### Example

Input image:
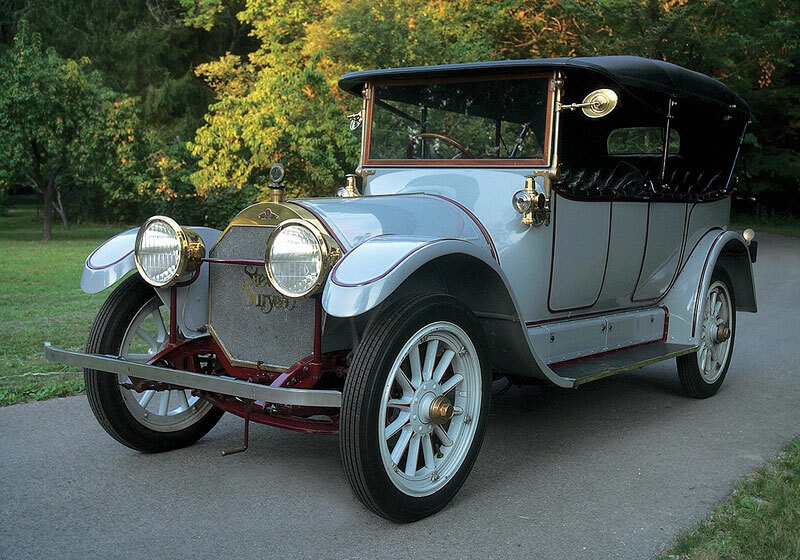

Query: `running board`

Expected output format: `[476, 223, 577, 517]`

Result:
[552, 343, 697, 387]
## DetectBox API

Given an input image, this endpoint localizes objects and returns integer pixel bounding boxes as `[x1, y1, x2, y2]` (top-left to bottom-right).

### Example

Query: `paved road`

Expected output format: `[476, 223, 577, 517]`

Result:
[2, 234, 798, 560]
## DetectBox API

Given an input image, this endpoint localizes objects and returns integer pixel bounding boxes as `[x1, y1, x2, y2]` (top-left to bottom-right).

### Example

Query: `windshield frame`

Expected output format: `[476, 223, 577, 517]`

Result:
[363, 71, 556, 168]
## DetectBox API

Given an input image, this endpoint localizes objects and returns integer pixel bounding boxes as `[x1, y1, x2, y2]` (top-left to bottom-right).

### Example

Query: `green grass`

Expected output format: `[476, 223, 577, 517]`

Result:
[658, 437, 800, 560]
[731, 211, 800, 239]
[0, 203, 130, 405]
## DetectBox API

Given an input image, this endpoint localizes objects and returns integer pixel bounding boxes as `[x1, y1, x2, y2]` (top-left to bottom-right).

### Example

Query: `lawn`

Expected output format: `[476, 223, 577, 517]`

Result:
[0, 202, 130, 405]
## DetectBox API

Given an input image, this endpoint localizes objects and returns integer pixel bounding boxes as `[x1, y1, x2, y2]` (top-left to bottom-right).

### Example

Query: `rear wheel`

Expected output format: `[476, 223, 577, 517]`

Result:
[677, 269, 736, 398]
[85, 275, 223, 452]
[340, 294, 491, 522]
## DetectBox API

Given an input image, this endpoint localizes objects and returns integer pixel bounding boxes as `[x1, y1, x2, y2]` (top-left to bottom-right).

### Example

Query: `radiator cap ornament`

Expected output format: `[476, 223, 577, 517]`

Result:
[269, 163, 286, 203]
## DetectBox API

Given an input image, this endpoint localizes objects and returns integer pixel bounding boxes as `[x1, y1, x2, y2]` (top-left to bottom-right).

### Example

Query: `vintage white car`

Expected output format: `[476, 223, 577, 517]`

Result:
[46, 56, 757, 522]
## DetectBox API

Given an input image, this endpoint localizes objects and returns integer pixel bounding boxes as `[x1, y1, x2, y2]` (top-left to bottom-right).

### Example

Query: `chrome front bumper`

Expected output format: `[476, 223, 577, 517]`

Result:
[43, 343, 342, 408]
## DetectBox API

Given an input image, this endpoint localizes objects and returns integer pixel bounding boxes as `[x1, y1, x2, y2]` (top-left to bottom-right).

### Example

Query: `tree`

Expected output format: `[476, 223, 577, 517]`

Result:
[187, 0, 361, 203]
[1, 0, 254, 141]
[0, 24, 145, 239]
[187, 0, 501, 203]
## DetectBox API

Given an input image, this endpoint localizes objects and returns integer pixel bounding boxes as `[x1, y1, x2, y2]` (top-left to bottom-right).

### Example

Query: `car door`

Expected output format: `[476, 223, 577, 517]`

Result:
[547, 193, 611, 312]
[632, 202, 687, 301]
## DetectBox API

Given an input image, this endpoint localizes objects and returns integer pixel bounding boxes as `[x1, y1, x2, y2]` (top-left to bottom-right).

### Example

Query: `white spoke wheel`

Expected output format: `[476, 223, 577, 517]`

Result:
[677, 269, 736, 398]
[84, 275, 223, 452]
[340, 295, 490, 522]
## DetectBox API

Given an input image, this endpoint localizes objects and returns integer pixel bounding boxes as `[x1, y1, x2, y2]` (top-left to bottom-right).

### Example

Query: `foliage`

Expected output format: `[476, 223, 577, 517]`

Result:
[189, 53, 360, 200]
[0, 0, 257, 224]
[0, 24, 148, 238]
[0, 178, 7, 214]
[1, 0, 252, 139]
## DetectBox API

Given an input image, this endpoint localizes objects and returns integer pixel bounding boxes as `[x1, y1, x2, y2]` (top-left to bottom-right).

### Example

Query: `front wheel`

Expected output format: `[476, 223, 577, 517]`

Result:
[84, 275, 223, 452]
[340, 295, 491, 522]
[677, 268, 736, 398]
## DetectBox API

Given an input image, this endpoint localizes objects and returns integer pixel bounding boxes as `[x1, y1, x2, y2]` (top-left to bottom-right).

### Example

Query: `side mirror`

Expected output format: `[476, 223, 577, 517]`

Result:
[347, 112, 363, 131]
[558, 88, 619, 119]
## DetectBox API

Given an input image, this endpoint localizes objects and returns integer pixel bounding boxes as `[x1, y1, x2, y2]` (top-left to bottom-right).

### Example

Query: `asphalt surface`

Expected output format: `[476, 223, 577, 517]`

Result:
[2, 233, 798, 560]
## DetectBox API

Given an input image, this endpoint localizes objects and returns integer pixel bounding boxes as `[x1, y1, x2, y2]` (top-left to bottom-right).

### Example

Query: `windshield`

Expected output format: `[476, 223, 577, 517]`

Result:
[367, 75, 551, 164]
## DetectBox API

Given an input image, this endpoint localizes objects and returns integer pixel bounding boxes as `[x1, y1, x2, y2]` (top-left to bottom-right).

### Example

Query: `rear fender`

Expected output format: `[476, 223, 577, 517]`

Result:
[81, 226, 222, 339]
[664, 229, 757, 345]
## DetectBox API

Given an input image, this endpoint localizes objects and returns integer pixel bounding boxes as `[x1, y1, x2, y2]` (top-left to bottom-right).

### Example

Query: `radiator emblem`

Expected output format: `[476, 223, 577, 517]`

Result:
[258, 209, 279, 221]
[242, 265, 295, 314]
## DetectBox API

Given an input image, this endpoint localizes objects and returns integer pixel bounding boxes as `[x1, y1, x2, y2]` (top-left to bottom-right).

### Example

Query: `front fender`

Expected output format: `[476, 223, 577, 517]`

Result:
[81, 228, 139, 294]
[81, 226, 222, 340]
[81, 226, 222, 293]
[322, 236, 496, 317]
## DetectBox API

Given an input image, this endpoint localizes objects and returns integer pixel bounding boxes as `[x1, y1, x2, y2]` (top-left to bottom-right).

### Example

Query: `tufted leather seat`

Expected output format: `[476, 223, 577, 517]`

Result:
[554, 159, 729, 202]
[554, 160, 651, 200]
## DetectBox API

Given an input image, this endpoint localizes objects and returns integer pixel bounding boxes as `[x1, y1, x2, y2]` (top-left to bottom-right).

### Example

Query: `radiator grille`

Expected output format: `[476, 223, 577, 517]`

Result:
[208, 226, 316, 370]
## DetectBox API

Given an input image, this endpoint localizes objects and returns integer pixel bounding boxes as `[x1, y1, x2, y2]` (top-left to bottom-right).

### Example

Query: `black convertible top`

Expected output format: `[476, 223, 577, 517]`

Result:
[339, 56, 749, 116]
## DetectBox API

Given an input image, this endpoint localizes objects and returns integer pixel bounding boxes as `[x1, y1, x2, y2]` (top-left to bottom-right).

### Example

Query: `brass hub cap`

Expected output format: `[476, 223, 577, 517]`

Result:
[429, 396, 455, 425]
[715, 324, 731, 343]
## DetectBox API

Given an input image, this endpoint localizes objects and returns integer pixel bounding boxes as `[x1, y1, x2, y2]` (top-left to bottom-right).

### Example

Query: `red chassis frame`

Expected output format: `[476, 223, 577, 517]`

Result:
[133, 288, 346, 435]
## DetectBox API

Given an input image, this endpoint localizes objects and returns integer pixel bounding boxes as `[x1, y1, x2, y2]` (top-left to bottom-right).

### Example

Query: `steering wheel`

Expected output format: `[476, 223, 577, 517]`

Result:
[406, 132, 475, 159]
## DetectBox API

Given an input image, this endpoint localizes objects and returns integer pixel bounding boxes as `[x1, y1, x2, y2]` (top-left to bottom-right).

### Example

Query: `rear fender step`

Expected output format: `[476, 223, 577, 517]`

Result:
[552, 342, 697, 387]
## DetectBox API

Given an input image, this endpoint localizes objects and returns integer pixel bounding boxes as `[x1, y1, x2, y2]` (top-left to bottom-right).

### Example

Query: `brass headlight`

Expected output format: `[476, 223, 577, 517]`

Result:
[265, 219, 338, 298]
[134, 216, 205, 288]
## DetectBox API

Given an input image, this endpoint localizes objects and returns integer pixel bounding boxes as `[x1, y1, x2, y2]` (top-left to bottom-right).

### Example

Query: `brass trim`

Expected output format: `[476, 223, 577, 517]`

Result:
[715, 324, 731, 343]
[558, 88, 618, 119]
[208, 202, 307, 256]
[530, 169, 553, 226]
[521, 72, 563, 228]
[572, 345, 697, 387]
[270, 188, 285, 203]
[363, 72, 555, 168]
[337, 174, 361, 198]
[134, 216, 206, 288]
[265, 218, 342, 298]
[429, 395, 454, 425]
[518, 175, 547, 226]
[206, 203, 340, 370]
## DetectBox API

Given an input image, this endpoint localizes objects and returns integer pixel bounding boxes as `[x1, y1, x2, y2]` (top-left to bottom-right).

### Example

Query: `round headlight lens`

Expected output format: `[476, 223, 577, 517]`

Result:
[512, 190, 533, 214]
[267, 224, 324, 297]
[135, 217, 183, 287]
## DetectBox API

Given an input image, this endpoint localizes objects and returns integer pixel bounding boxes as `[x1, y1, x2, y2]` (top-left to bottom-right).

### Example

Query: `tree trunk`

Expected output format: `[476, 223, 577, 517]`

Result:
[41, 168, 60, 241]
[53, 187, 69, 229]
[42, 185, 53, 241]
[28, 140, 58, 241]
